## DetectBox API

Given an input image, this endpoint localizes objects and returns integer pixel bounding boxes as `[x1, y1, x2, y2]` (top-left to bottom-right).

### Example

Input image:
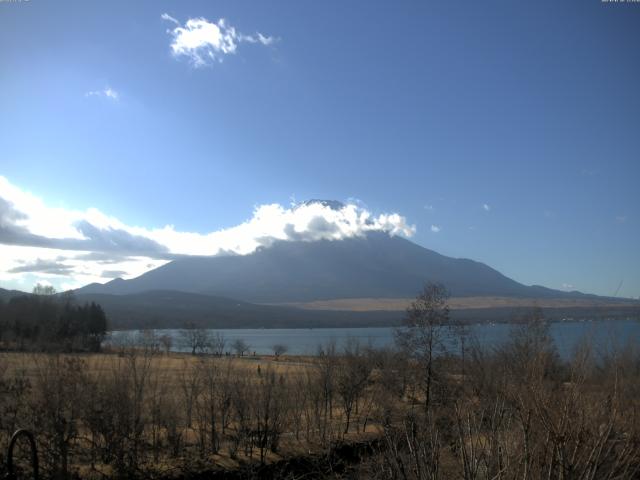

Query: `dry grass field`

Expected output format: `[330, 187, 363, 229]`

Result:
[0, 348, 386, 479]
[1, 351, 313, 384]
[1, 316, 639, 479]
[276, 296, 639, 311]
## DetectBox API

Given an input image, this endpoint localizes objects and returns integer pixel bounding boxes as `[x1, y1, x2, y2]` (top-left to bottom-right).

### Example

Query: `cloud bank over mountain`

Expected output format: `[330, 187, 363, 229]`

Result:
[0, 176, 414, 290]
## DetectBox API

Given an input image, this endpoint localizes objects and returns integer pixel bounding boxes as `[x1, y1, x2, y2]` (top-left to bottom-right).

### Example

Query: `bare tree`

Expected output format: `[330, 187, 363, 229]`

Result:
[312, 341, 338, 445]
[395, 282, 452, 413]
[251, 367, 288, 463]
[194, 358, 221, 456]
[217, 359, 235, 436]
[231, 338, 250, 357]
[336, 339, 372, 434]
[272, 344, 288, 358]
[228, 375, 251, 459]
[178, 359, 201, 429]
[137, 329, 161, 354]
[180, 324, 211, 355]
[32, 283, 56, 296]
[146, 357, 170, 462]
[158, 333, 173, 354]
[31, 355, 86, 478]
[289, 374, 309, 441]
[211, 332, 226, 356]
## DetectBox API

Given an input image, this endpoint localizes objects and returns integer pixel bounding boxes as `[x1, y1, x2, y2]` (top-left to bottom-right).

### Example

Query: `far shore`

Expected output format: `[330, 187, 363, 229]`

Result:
[270, 295, 640, 312]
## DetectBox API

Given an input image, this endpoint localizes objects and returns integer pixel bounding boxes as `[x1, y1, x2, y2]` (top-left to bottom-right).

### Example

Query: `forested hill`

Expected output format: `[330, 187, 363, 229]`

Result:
[72, 290, 401, 329]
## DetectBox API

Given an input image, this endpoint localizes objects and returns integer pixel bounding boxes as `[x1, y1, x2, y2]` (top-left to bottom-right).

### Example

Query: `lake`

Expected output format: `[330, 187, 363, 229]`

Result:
[108, 318, 640, 359]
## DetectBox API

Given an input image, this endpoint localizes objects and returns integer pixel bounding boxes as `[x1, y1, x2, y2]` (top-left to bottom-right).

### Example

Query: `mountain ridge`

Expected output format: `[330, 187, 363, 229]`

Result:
[75, 232, 613, 303]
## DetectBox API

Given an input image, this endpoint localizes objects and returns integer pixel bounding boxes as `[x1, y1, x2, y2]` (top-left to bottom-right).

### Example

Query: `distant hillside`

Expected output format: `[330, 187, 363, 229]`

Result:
[73, 290, 640, 330]
[77, 232, 606, 303]
[3, 287, 637, 330]
[0, 287, 29, 302]
[74, 290, 401, 330]
[280, 296, 640, 312]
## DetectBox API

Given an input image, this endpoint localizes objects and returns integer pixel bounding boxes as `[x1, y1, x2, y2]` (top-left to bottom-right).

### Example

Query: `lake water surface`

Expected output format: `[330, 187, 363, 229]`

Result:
[109, 318, 640, 359]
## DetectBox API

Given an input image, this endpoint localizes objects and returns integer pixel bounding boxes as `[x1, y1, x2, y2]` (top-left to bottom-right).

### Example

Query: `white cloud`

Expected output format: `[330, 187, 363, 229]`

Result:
[132, 202, 415, 256]
[160, 13, 179, 25]
[346, 197, 368, 210]
[0, 176, 414, 291]
[615, 215, 627, 223]
[431, 225, 441, 233]
[162, 14, 275, 67]
[0, 177, 85, 240]
[85, 87, 119, 101]
[0, 244, 169, 292]
[103, 87, 119, 100]
[482, 203, 490, 212]
[424, 204, 434, 211]
[562, 283, 575, 290]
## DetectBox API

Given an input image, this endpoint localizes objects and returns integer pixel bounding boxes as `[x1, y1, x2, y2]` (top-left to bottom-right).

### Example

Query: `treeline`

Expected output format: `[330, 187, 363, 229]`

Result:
[0, 286, 108, 352]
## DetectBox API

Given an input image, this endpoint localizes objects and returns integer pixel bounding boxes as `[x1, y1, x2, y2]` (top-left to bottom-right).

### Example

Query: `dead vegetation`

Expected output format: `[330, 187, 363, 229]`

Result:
[0, 288, 638, 479]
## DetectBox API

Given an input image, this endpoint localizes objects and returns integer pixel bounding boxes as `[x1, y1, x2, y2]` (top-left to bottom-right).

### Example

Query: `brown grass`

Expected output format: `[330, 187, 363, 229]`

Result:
[272, 296, 639, 311]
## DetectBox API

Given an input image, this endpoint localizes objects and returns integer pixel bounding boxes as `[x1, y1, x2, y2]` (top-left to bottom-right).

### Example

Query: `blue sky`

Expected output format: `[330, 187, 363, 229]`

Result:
[0, 0, 639, 298]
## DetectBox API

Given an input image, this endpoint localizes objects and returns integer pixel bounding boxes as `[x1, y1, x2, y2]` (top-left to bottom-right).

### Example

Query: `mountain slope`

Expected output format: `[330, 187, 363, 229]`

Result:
[74, 290, 639, 330]
[76, 232, 600, 303]
[74, 290, 400, 329]
[0, 287, 30, 302]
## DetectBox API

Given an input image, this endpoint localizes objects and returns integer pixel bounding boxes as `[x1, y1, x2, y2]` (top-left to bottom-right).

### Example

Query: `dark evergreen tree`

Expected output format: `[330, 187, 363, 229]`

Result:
[0, 293, 108, 352]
